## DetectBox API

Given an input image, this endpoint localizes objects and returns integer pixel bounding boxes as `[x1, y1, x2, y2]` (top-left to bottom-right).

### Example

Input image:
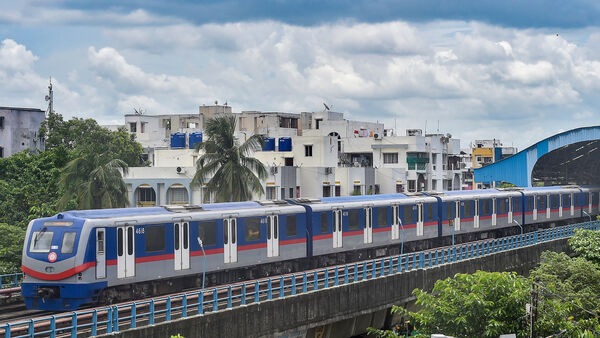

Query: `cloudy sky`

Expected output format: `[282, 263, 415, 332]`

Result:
[1, 0, 600, 150]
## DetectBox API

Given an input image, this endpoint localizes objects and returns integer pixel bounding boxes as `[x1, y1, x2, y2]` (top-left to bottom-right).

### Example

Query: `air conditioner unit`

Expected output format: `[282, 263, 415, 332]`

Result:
[176, 166, 186, 174]
[373, 133, 382, 140]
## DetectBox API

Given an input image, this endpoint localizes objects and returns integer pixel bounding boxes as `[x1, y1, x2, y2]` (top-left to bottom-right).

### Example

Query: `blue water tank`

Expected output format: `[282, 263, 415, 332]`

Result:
[278, 137, 292, 152]
[170, 132, 186, 149]
[263, 137, 276, 151]
[189, 132, 203, 149]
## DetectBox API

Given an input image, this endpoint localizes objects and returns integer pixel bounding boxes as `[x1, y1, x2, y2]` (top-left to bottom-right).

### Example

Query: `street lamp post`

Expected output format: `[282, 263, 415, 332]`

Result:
[513, 219, 523, 235]
[398, 217, 405, 256]
[197, 237, 206, 291]
[583, 210, 592, 222]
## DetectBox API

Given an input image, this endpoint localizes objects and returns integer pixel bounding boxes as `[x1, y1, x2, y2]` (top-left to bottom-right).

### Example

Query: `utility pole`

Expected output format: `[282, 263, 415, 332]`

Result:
[529, 280, 538, 338]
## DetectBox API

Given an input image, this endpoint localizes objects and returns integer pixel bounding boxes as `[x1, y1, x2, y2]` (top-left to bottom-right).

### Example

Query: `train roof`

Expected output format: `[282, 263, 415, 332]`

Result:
[60, 207, 172, 219]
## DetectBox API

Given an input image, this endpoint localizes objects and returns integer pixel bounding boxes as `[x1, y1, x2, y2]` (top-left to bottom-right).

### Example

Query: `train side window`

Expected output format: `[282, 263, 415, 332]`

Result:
[512, 197, 521, 212]
[245, 217, 261, 242]
[424, 203, 434, 221]
[481, 199, 491, 215]
[446, 202, 454, 219]
[552, 195, 560, 208]
[145, 225, 166, 252]
[376, 207, 388, 227]
[526, 196, 534, 210]
[403, 205, 414, 224]
[537, 195, 547, 209]
[347, 209, 360, 230]
[61, 232, 77, 254]
[463, 201, 473, 218]
[117, 228, 123, 256]
[498, 199, 507, 214]
[286, 215, 297, 237]
[127, 227, 134, 255]
[198, 221, 217, 246]
[97, 231, 105, 254]
[30, 230, 54, 253]
[562, 194, 571, 207]
[320, 212, 329, 233]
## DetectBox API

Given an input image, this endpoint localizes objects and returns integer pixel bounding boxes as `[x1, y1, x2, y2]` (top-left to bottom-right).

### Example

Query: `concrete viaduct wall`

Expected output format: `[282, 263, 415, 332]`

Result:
[105, 239, 569, 338]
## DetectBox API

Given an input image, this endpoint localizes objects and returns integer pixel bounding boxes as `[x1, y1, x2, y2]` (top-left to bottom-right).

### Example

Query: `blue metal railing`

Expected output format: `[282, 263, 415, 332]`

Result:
[0, 273, 22, 289]
[1, 221, 599, 337]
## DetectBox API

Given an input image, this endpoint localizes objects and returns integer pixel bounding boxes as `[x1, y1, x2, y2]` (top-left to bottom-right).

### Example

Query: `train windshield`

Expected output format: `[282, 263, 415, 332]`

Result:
[30, 229, 54, 252]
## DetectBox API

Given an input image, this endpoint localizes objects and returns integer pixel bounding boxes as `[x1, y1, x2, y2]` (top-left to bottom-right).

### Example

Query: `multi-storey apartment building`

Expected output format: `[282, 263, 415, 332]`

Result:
[120, 105, 465, 206]
[0, 106, 45, 158]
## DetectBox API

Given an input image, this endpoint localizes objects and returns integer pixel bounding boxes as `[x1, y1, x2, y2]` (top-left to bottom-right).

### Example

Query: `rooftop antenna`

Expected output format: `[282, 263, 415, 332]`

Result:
[44, 77, 54, 116]
[323, 102, 330, 111]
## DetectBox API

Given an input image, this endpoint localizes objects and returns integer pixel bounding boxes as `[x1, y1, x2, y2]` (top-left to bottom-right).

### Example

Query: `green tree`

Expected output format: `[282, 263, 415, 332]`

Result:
[0, 223, 25, 274]
[192, 115, 267, 202]
[40, 111, 146, 167]
[59, 152, 129, 209]
[398, 271, 529, 338]
[529, 251, 600, 336]
[568, 228, 600, 266]
[0, 149, 68, 228]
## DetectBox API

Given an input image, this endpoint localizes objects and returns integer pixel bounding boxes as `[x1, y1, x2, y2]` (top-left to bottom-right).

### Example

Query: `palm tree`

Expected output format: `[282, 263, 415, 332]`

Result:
[192, 115, 267, 202]
[59, 152, 129, 209]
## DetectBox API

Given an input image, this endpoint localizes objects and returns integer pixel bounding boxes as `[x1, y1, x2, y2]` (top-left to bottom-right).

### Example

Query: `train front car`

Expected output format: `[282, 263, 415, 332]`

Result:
[21, 213, 98, 311]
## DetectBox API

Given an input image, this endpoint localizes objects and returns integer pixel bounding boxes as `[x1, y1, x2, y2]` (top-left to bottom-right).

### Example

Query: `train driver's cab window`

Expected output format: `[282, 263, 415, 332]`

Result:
[61, 232, 77, 254]
[198, 221, 217, 246]
[145, 225, 166, 252]
[245, 218, 261, 242]
[30, 230, 53, 253]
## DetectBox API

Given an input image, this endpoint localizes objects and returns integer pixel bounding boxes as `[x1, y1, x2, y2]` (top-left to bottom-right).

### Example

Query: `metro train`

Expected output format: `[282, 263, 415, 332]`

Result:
[21, 186, 600, 311]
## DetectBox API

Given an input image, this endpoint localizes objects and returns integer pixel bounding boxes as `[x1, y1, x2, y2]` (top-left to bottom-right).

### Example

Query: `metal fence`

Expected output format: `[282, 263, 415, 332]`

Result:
[0, 273, 22, 290]
[2, 221, 599, 338]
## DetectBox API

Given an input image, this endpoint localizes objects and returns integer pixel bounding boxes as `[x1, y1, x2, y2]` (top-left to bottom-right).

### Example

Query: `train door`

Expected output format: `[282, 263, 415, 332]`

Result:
[391, 205, 400, 240]
[533, 195, 538, 221]
[95, 228, 106, 279]
[267, 215, 279, 257]
[492, 197, 497, 226]
[223, 218, 238, 263]
[117, 225, 135, 279]
[474, 199, 480, 228]
[416, 203, 424, 236]
[508, 197, 513, 224]
[174, 222, 190, 270]
[333, 209, 343, 248]
[558, 194, 563, 218]
[363, 207, 373, 244]
[453, 201, 461, 231]
[570, 193, 575, 216]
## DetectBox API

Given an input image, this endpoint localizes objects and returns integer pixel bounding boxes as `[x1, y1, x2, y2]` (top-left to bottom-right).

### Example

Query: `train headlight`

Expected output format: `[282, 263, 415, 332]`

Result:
[45, 266, 55, 273]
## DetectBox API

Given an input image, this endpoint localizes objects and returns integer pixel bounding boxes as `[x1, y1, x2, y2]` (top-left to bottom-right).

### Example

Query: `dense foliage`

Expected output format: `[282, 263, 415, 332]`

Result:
[192, 115, 267, 202]
[0, 111, 146, 273]
[0, 223, 26, 274]
[370, 229, 600, 338]
[529, 251, 600, 336]
[407, 271, 529, 338]
[568, 228, 600, 266]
